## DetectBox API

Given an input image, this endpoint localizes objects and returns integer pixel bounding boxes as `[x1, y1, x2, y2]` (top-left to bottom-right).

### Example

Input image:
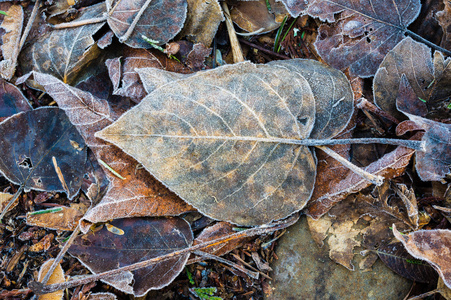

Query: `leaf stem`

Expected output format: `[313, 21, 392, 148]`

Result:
[406, 30, 451, 57]
[29, 214, 299, 294]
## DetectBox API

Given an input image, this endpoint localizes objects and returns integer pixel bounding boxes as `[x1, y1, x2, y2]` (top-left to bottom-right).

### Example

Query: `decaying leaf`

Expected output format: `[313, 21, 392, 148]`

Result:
[0, 107, 87, 199]
[107, 0, 187, 48]
[393, 225, 451, 289]
[180, 0, 224, 46]
[37, 259, 65, 300]
[69, 217, 193, 296]
[306, 140, 416, 218]
[436, 0, 451, 51]
[19, 71, 193, 232]
[26, 205, 84, 231]
[231, 0, 289, 34]
[374, 37, 451, 119]
[0, 192, 14, 213]
[278, 0, 421, 77]
[0, 3, 23, 80]
[20, 2, 106, 85]
[307, 190, 412, 271]
[97, 61, 320, 226]
[0, 79, 32, 122]
[377, 241, 438, 283]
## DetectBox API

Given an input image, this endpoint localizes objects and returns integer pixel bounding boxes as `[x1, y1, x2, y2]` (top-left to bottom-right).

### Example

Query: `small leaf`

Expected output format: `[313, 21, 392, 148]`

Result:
[0, 3, 23, 80]
[377, 241, 438, 283]
[393, 225, 451, 289]
[69, 217, 193, 296]
[106, 0, 187, 49]
[0, 107, 87, 199]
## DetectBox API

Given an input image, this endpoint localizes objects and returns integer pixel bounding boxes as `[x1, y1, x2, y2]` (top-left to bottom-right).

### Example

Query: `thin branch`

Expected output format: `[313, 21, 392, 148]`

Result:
[40, 225, 81, 285]
[49, 15, 107, 29]
[29, 213, 299, 295]
[118, 0, 153, 43]
[193, 251, 260, 279]
[238, 38, 291, 60]
[18, 0, 41, 53]
[222, 2, 245, 63]
[316, 146, 384, 186]
[406, 30, 451, 57]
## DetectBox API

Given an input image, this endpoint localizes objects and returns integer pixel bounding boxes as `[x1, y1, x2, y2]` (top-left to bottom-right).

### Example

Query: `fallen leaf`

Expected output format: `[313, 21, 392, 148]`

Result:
[374, 37, 451, 119]
[231, 0, 289, 34]
[393, 225, 451, 289]
[185, 43, 211, 71]
[180, 0, 224, 46]
[377, 241, 438, 283]
[0, 192, 14, 213]
[436, 0, 451, 51]
[26, 205, 84, 231]
[37, 259, 65, 300]
[0, 3, 23, 80]
[107, 0, 187, 48]
[18, 72, 194, 232]
[278, 0, 421, 77]
[188, 222, 250, 264]
[306, 141, 416, 218]
[307, 191, 412, 271]
[69, 217, 193, 296]
[97, 61, 320, 226]
[20, 2, 106, 85]
[0, 79, 32, 122]
[0, 107, 87, 199]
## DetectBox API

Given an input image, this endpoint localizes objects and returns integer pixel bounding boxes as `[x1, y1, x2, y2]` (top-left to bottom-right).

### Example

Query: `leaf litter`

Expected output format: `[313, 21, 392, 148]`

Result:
[1, 0, 451, 298]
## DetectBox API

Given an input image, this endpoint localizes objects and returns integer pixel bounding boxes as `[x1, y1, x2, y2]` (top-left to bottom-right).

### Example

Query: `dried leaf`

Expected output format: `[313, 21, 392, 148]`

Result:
[307, 141, 416, 218]
[106, 0, 187, 48]
[374, 37, 451, 119]
[377, 241, 438, 283]
[393, 225, 451, 289]
[278, 0, 421, 77]
[18, 72, 194, 232]
[69, 217, 193, 296]
[188, 222, 250, 264]
[20, 2, 106, 85]
[0, 192, 14, 213]
[185, 43, 211, 71]
[180, 0, 224, 46]
[0, 79, 32, 122]
[307, 192, 411, 271]
[436, 0, 451, 51]
[37, 259, 65, 300]
[97, 61, 320, 226]
[0, 3, 23, 80]
[26, 205, 84, 231]
[0, 107, 87, 199]
[231, 0, 288, 34]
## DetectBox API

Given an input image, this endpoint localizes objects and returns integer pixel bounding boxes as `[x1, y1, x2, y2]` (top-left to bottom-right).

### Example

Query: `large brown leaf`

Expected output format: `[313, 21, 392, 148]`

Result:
[97, 61, 321, 226]
[69, 217, 193, 296]
[20, 2, 106, 85]
[278, 0, 421, 77]
[18, 71, 193, 232]
[374, 37, 451, 120]
[107, 0, 187, 48]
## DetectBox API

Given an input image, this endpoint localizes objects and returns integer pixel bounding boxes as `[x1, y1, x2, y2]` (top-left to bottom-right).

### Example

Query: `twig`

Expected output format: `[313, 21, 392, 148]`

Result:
[50, 15, 107, 29]
[238, 38, 291, 60]
[230, 253, 272, 280]
[40, 225, 81, 285]
[356, 98, 400, 124]
[0, 185, 24, 223]
[29, 214, 299, 294]
[222, 2, 244, 63]
[316, 146, 384, 186]
[118, 0, 153, 43]
[406, 30, 451, 57]
[193, 250, 260, 279]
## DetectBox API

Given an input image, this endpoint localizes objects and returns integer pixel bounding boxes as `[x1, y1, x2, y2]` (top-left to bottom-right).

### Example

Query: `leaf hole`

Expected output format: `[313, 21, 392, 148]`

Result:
[366, 37, 371, 43]
[297, 116, 309, 126]
[18, 157, 33, 169]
